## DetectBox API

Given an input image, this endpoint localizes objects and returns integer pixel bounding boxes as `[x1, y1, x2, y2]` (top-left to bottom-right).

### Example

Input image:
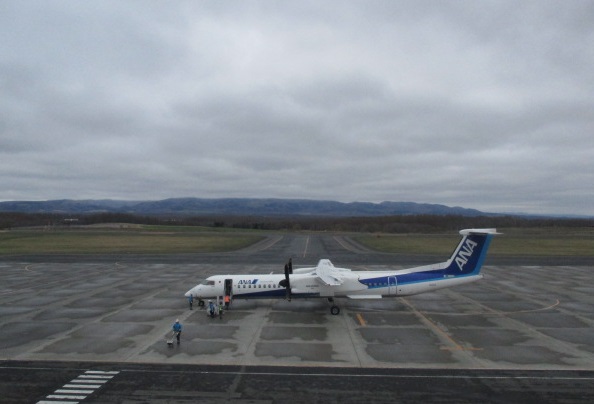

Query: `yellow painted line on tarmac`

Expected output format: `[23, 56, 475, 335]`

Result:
[402, 298, 481, 351]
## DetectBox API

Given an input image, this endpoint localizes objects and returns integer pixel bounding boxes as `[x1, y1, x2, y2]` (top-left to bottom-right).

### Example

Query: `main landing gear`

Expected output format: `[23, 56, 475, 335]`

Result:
[328, 298, 340, 315]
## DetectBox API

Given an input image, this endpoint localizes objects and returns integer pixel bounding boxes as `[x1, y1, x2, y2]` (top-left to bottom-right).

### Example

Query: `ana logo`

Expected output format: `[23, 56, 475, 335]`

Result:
[238, 279, 258, 285]
[455, 239, 478, 271]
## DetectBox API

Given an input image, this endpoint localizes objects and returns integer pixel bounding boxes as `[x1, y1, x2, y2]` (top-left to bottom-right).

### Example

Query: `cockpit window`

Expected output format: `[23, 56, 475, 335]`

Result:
[200, 280, 215, 286]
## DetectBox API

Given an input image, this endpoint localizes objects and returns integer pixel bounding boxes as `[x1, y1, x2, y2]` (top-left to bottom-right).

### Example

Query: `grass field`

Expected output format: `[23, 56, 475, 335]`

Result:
[0, 227, 264, 255]
[1, 226, 593, 256]
[354, 227, 594, 256]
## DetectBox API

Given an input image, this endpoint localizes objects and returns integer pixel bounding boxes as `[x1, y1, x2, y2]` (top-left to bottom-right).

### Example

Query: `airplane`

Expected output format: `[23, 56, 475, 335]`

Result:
[184, 228, 499, 315]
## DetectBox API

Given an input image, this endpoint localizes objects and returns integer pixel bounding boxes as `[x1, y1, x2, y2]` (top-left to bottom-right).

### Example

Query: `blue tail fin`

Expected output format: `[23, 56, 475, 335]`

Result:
[443, 229, 498, 276]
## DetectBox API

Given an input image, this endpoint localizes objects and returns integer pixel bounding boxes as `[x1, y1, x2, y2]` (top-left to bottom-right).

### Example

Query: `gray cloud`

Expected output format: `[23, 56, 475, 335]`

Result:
[1, 0, 593, 215]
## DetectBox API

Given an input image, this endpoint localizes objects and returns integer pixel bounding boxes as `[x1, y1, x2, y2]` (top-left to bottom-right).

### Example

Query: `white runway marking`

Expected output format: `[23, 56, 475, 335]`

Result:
[69, 378, 107, 384]
[37, 401, 80, 404]
[302, 235, 310, 257]
[36, 370, 119, 404]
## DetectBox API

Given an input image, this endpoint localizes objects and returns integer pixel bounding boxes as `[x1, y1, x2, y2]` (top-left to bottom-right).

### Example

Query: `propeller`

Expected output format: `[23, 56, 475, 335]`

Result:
[279, 258, 292, 301]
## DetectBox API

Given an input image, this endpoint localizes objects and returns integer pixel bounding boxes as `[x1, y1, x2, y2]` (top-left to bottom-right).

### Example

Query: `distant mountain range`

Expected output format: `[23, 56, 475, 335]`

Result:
[0, 198, 491, 217]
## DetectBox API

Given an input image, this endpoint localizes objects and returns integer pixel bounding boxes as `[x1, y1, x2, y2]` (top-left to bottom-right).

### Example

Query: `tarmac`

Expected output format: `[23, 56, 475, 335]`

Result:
[1, 233, 594, 369]
[1, 234, 594, 402]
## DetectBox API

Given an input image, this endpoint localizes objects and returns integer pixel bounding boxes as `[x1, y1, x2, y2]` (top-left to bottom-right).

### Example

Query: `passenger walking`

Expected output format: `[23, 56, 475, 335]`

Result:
[207, 300, 216, 318]
[172, 319, 182, 344]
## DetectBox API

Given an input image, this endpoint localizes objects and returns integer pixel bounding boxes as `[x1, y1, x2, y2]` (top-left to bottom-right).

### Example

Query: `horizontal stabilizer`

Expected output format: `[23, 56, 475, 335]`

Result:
[459, 228, 500, 235]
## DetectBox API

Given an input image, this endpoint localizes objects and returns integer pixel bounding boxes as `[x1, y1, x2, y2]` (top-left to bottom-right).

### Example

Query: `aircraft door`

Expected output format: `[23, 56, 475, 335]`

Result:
[224, 279, 233, 308]
[388, 276, 397, 295]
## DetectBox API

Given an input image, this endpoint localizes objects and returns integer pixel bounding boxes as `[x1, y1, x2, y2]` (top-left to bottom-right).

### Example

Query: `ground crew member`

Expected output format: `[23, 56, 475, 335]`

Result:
[218, 302, 224, 319]
[208, 300, 216, 318]
[188, 294, 193, 310]
[172, 319, 182, 343]
[224, 295, 230, 308]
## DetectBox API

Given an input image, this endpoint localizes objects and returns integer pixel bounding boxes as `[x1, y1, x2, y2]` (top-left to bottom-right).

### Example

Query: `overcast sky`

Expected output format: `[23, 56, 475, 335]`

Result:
[1, 1, 593, 215]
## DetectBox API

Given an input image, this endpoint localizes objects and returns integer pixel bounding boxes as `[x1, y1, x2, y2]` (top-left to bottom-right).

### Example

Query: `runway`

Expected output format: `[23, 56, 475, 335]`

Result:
[1, 234, 593, 402]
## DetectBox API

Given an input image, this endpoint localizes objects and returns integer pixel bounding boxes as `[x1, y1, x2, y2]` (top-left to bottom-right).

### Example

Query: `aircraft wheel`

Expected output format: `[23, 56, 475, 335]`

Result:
[330, 305, 340, 315]
[198, 300, 205, 307]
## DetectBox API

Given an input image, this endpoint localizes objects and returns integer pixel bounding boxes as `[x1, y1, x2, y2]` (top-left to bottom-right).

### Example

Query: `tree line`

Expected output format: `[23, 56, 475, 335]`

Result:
[1, 211, 592, 233]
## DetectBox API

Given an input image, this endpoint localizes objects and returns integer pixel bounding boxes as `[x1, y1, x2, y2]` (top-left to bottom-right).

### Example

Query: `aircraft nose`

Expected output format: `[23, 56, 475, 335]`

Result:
[184, 288, 193, 297]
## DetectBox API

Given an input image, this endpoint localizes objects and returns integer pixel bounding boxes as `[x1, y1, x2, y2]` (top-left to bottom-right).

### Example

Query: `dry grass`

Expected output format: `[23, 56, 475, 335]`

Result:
[354, 227, 594, 256]
[0, 229, 263, 255]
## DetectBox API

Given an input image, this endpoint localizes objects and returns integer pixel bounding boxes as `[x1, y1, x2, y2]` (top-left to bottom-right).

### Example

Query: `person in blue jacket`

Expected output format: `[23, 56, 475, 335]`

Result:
[172, 319, 182, 343]
[208, 300, 216, 318]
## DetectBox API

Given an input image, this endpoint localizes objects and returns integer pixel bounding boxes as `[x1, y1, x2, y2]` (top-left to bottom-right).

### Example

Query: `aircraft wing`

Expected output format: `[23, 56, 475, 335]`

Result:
[291, 259, 366, 296]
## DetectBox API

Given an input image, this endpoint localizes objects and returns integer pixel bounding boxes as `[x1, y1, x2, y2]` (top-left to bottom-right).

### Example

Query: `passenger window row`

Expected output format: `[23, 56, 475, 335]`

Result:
[237, 284, 277, 288]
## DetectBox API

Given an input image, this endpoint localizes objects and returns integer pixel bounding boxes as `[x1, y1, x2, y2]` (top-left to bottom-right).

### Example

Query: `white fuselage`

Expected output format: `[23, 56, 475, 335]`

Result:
[184, 229, 497, 312]
[185, 267, 483, 301]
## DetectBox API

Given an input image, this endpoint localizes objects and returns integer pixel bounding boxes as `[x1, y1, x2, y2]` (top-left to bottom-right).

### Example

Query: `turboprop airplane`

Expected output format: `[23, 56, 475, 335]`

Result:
[184, 228, 499, 315]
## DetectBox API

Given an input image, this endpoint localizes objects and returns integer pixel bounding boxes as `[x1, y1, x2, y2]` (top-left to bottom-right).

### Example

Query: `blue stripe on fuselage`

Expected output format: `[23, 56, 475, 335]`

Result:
[234, 289, 317, 299]
[360, 234, 493, 288]
[360, 270, 474, 290]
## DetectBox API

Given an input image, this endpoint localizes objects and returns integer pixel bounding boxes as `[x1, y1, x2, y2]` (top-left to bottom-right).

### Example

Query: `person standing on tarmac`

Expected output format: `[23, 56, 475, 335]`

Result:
[173, 319, 182, 343]
[208, 300, 216, 318]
